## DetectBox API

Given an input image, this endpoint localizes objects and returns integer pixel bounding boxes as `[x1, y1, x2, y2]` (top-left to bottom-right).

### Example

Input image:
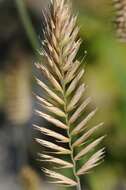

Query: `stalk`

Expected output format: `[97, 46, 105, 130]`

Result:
[62, 74, 82, 190]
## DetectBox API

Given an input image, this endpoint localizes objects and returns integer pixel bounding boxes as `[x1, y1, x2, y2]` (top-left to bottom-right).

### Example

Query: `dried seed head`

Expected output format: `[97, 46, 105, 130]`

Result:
[113, 0, 126, 42]
[34, 0, 105, 187]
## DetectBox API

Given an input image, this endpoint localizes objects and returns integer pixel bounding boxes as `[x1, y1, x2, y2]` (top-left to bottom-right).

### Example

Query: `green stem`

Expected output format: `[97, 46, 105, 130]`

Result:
[15, 0, 39, 53]
[59, 36, 81, 189]
[62, 84, 81, 190]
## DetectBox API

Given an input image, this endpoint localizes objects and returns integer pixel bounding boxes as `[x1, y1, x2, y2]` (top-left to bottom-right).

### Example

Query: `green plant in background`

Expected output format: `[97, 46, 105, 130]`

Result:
[15, 0, 40, 55]
[34, 0, 105, 189]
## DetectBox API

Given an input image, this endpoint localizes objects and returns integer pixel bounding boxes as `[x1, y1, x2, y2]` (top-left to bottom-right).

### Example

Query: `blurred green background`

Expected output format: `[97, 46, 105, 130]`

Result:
[0, 0, 126, 190]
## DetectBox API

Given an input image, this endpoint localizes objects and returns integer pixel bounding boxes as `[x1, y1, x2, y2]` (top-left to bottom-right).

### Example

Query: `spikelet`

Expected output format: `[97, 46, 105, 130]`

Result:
[113, 0, 126, 41]
[34, 0, 105, 189]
